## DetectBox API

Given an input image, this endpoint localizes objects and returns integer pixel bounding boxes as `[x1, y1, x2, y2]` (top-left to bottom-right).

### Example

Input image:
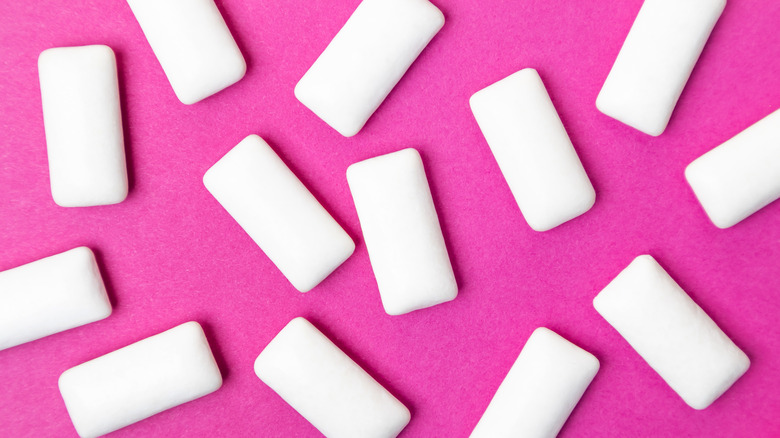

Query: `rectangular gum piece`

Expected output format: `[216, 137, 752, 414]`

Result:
[203, 135, 355, 292]
[295, 0, 444, 137]
[596, 0, 726, 136]
[59, 322, 223, 438]
[126, 0, 246, 104]
[470, 68, 596, 232]
[0, 247, 112, 351]
[254, 317, 411, 438]
[593, 255, 750, 409]
[38, 45, 128, 207]
[470, 327, 600, 438]
[685, 108, 780, 228]
[346, 148, 457, 315]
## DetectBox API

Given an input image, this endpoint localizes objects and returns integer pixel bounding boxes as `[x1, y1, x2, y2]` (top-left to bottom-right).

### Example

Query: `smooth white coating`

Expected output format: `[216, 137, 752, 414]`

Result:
[254, 317, 410, 438]
[126, 0, 246, 104]
[596, 0, 726, 136]
[470, 68, 596, 231]
[295, 0, 444, 137]
[470, 328, 599, 438]
[59, 321, 222, 438]
[686, 108, 780, 228]
[594, 255, 750, 409]
[38, 45, 128, 207]
[204, 135, 355, 292]
[346, 148, 457, 315]
[0, 247, 111, 351]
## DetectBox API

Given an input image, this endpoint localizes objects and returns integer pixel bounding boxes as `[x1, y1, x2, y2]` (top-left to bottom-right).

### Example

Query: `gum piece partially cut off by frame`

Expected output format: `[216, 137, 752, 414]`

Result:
[685, 108, 780, 228]
[470, 328, 599, 438]
[59, 321, 222, 438]
[596, 0, 726, 136]
[0, 247, 111, 351]
[126, 0, 246, 104]
[254, 317, 410, 438]
[295, 0, 444, 137]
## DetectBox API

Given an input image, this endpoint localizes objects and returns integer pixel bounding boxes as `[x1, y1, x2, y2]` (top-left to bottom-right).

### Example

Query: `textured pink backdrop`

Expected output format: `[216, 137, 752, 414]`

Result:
[1, 0, 779, 436]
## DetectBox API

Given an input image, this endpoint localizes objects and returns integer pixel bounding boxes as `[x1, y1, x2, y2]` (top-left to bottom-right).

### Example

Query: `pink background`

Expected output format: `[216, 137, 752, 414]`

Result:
[1, 0, 779, 436]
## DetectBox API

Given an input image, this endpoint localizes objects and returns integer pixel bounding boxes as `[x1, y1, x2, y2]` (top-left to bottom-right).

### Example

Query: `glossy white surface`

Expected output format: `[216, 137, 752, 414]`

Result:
[295, 0, 444, 136]
[39, 45, 128, 207]
[470, 328, 599, 438]
[594, 255, 750, 409]
[0, 247, 111, 351]
[470, 68, 595, 231]
[347, 148, 457, 315]
[204, 135, 354, 292]
[596, 0, 726, 135]
[59, 322, 222, 438]
[126, 0, 246, 104]
[254, 317, 410, 438]
[686, 108, 780, 228]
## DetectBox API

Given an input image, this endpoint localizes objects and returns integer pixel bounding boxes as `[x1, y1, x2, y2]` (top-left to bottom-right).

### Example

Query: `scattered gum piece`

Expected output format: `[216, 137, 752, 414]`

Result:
[347, 148, 457, 315]
[593, 255, 749, 409]
[59, 322, 223, 438]
[254, 317, 410, 438]
[0, 247, 111, 351]
[295, 0, 444, 136]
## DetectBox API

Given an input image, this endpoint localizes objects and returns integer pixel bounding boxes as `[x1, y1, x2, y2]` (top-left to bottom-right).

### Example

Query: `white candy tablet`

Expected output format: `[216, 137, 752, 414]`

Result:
[593, 255, 750, 409]
[59, 321, 222, 438]
[295, 0, 444, 137]
[126, 0, 246, 104]
[204, 135, 355, 292]
[38, 45, 128, 207]
[0, 247, 111, 351]
[470, 68, 596, 232]
[254, 317, 410, 438]
[596, 0, 726, 136]
[470, 328, 599, 438]
[346, 148, 457, 315]
[685, 109, 780, 228]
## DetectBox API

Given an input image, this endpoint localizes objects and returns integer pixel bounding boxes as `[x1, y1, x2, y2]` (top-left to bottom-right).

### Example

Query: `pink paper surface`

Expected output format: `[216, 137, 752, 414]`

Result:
[1, 0, 778, 436]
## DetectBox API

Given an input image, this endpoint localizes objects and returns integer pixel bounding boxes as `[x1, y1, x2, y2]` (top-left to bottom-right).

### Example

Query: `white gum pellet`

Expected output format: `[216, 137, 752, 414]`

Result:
[254, 317, 410, 438]
[470, 328, 599, 438]
[203, 135, 355, 292]
[126, 0, 246, 104]
[593, 255, 750, 409]
[346, 148, 457, 315]
[38, 45, 128, 207]
[685, 108, 780, 228]
[470, 68, 596, 232]
[596, 0, 726, 136]
[59, 322, 222, 438]
[295, 0, 444, 137]
[0, 247, 111, 351]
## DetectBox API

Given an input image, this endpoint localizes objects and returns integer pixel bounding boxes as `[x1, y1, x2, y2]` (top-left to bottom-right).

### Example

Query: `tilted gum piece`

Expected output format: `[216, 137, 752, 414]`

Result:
[596, 0, 726, 136]
[126, 0, 246, 104]
[295, 0, 444, 137]
[0, 247, 111, 351]
[347, 148, 457, 315]
[38, 45, 128, 207]
[470, 68, 596, 231]
[593, 255, 750, 409]
[254, 317, 410, 438]
[59, 322, 222, 438]
[685, 108, 780, 228]
[470, 328, 600, 438]
[204, 135, 355, 292]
